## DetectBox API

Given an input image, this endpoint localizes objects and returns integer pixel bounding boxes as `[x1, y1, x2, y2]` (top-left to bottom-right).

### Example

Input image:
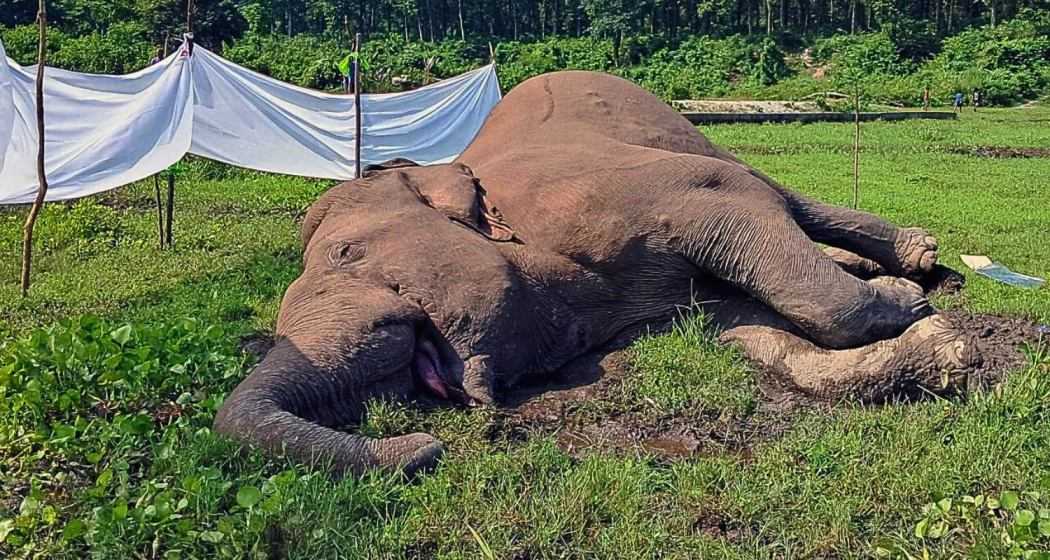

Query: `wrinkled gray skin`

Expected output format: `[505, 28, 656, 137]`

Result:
[214, 71, 978, 476]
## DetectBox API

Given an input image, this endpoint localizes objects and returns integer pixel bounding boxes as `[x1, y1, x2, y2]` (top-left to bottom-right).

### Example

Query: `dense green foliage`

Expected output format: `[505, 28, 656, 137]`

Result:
[2, 1, 1050, 103]
[2, 0, 1043, 45]
[0, 106, 1048, 558]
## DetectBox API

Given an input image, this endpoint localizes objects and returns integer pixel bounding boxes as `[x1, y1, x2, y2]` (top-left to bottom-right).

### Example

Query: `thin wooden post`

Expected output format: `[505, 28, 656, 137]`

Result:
[354, 33, 362, 179]
[165, 173, 175, 247]
[161, 2, 194, 248]
[154, 175, 165, 247]
[852, 86, 861, 209]
[20, 0, 48, 297]
[488, 42, 495, 65]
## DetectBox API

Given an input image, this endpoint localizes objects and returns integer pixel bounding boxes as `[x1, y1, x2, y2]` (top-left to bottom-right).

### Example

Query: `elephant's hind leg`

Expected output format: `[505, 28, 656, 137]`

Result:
[674, 181, 931, 349]
[778, 186, 939, 280]
[721, 315, 980, 401]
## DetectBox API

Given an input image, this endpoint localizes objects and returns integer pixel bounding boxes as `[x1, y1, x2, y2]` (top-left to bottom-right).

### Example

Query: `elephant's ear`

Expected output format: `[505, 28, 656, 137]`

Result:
[410, 163, 520, 243]
[467, 183, 518, 243]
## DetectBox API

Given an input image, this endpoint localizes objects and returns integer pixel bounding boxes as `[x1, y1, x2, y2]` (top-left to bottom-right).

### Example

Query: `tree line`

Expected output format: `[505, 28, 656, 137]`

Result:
[3, 0, 1048, 51]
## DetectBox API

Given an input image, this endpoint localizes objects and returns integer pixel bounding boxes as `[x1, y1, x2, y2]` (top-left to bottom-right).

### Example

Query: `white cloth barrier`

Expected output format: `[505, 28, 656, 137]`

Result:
[0, 40, 502, 204]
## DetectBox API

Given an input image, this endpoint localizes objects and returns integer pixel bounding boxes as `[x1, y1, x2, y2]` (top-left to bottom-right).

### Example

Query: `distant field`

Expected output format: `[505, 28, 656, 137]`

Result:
[0, 106, 1048, 559]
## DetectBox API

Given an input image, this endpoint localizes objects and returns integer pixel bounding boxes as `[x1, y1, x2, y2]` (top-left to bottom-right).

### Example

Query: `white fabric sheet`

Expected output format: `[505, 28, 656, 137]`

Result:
[0, 40, 501, 204]
[0, 46, 194, 204]
[0, 41, 15, 176]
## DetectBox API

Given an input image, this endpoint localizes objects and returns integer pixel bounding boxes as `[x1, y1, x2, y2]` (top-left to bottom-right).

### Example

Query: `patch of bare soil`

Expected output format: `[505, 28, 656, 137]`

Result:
[496, 347, 799, 463]
[944, 309, 1046, 389]
[672, 99, 823, 113]
[495, 308, 1042, 462]
[950, 146, 1050, 158]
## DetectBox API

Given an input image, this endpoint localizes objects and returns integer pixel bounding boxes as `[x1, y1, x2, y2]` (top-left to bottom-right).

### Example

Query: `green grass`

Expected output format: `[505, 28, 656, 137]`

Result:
[628, 309, 757, 418]
[1, 107, 1049, 559]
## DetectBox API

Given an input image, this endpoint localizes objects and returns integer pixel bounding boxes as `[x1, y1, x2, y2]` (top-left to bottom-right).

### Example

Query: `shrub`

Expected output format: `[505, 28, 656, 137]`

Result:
[495, 36, 617, 91]
[923, 16, 1050, 104]
[816, 32, 915, 78]
[630, 35, 789, 100]
[222, 33, 345, 90]
[1, 22, 151, 74]
[223, 33, 485, 92]
[50, 21, 153, 74]
[1, 24, 69, 65]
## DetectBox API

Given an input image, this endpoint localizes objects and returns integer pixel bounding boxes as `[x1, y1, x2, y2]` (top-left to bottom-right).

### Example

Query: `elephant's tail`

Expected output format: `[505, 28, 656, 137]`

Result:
[213, 338, 443, 477]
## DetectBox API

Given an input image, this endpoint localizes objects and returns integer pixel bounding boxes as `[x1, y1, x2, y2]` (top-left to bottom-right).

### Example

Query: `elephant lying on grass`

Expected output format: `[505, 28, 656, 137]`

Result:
[215, 71, 979, 476]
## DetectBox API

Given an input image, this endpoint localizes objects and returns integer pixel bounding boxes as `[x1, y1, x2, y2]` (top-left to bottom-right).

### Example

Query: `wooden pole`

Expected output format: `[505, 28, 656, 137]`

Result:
[354, 33, 362, 179]
[852, 85, 861, 210]
[165, 173, 175, 247]
[186, 0, 194, 36]
[161, 0, 194, 248]
[20, 0, 48, 297]
[154, 175, 165, 247]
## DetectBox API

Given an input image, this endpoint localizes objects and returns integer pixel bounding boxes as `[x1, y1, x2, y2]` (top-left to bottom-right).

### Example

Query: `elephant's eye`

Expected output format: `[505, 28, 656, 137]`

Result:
[327, 241, 367, 268]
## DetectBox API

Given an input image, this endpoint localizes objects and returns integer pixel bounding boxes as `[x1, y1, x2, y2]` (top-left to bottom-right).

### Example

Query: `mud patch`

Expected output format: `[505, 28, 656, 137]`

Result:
[497, 348, 797, 462]
[944, 309, 1046, 388]
[494, 310, 1041, 462]
[950, 146, 1050, 158]
[922, 264, 966, 295]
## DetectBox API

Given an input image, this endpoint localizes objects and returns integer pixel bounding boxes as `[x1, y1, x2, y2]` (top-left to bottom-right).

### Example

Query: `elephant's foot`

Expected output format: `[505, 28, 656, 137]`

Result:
[720, 314, 980, 401]
[891, 227, 939, 279]
[807, 275, 932, 349]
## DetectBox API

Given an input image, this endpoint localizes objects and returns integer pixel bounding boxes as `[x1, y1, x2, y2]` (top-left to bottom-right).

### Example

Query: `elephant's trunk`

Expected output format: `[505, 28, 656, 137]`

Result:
[214, 336, 444, 477]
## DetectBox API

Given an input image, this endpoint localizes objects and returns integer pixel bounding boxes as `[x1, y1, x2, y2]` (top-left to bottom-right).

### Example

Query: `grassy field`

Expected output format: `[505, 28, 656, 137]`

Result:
[1, 106, 1048, 559]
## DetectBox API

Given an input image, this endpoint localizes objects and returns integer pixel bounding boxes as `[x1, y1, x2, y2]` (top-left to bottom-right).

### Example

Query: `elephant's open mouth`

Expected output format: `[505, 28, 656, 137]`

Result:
[414, 338, 452, 399]
[411, 331, 471, 404]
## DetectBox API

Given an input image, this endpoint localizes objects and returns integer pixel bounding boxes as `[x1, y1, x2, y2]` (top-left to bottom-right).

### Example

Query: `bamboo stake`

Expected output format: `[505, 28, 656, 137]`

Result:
[154, 175, 165, 247]
[20, 0, 48, 297]
[354, 33, 362, 179]
[186, 0, 194, 36]
[852, 85, 861, 209]
[165, 173, 175, 247]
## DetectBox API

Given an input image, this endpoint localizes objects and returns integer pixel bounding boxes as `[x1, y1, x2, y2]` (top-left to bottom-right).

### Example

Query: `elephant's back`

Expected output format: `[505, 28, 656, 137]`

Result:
[460, 71, 719, 166]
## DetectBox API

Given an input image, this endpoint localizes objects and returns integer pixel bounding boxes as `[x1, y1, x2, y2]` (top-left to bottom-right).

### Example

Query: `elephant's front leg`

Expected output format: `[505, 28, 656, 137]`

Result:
[720, 314, 980, 401]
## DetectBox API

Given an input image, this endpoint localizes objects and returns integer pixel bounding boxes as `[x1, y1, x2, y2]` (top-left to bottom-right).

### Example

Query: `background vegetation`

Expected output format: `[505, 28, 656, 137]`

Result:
[2, 1, 1049, 104]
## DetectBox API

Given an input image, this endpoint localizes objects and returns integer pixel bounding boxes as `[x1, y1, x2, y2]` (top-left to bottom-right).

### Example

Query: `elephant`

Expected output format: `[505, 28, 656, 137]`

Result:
[214, 71, 980, 476]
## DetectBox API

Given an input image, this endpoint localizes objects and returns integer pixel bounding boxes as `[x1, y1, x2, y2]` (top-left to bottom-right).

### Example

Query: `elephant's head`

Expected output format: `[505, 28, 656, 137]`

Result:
[214, 162, 526, 476]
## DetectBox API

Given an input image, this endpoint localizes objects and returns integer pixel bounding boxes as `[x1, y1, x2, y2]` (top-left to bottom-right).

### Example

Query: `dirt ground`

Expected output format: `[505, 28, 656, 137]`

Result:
[497, 308, 1044, 462]
[672, 99, 824, 113]
[951, 146, 1050, 158]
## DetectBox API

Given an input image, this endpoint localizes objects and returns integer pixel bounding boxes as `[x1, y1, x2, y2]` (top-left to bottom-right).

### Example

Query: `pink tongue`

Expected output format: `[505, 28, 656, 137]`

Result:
[415, 349, 448, 399]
